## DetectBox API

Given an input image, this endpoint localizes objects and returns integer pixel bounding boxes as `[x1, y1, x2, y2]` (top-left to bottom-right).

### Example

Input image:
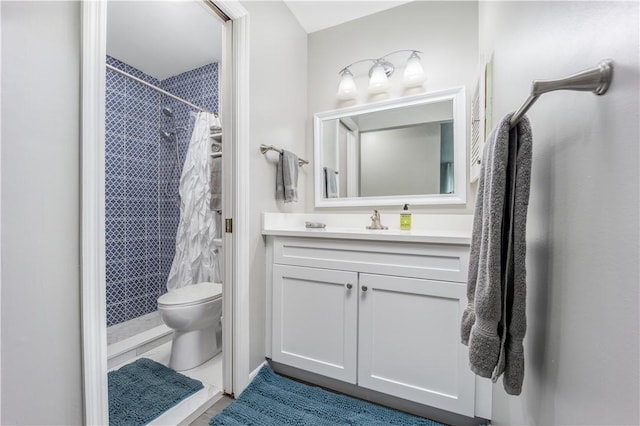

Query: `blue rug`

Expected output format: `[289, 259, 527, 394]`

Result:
[210, 365, 444, 425]
[108, 358, 203, 426]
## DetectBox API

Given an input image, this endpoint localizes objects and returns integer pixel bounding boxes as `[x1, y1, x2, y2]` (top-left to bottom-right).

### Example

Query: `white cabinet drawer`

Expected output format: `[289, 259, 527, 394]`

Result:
[274, 237, 469, 283]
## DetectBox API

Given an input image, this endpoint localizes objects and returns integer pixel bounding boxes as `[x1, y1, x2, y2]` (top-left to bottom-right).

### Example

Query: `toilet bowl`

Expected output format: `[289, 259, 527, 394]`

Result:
[158, 282, 222, 371]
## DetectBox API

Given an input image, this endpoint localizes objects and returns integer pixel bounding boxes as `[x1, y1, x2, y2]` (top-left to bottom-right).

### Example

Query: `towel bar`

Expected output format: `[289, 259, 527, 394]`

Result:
[260, 144, 309, 166]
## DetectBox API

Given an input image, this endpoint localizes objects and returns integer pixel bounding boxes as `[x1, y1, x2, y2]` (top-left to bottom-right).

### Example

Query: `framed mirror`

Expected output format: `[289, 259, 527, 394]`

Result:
[314, 87, 467, 207]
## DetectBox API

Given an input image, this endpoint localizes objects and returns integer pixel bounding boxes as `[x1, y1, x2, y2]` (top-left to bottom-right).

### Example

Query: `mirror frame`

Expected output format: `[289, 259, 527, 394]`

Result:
[314, 87, 467, 207]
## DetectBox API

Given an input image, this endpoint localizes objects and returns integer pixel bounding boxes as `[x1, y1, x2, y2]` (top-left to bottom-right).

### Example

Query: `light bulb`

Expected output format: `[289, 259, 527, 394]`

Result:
[367, 62, 390, 95]
[336, 69, 357, 101]
[403, 52, 426, 88]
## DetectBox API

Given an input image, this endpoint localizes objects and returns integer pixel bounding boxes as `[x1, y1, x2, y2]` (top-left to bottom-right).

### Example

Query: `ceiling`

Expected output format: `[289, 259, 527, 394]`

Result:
[106, 1, 413, 80]
[107, 1, 223, 81]
[283, 0, 414, 33]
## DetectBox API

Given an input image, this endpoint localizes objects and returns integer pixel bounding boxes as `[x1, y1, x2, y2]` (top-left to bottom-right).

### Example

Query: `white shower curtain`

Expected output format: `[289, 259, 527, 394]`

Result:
[167, 111, 220, 290]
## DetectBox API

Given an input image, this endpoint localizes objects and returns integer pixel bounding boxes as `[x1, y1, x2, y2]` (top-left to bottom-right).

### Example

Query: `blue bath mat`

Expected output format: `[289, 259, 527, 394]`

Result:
[108, 358, 203, 426]
[210, 365, 444, 425]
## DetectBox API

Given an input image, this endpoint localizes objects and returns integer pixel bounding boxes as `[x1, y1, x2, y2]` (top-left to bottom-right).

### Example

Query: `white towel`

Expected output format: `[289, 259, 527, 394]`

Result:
[276, 150, 298, 203]
[324, 167, 338, 198]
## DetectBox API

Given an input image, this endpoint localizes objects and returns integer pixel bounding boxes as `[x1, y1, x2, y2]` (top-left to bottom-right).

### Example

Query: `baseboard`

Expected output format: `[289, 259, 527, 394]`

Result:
[248, 360, 267, 382]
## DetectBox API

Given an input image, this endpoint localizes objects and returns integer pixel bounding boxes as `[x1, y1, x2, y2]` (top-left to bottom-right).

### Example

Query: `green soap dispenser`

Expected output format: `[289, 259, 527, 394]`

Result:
[400, 204, 412, 230]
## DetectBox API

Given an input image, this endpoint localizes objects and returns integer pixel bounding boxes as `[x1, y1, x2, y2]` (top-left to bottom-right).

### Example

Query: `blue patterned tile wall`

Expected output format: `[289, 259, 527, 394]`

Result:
[105, 56, 219, 326]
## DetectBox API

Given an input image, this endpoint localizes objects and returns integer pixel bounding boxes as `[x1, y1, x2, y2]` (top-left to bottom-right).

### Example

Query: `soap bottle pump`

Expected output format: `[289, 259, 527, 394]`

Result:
[400, 204, 412, 230]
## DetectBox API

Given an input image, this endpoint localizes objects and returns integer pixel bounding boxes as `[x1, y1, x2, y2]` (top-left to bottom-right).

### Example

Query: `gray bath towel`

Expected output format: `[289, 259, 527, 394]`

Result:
[210, 156, 222, 211]
[276, 149, 299, 203]
[460, 113, 532, 396]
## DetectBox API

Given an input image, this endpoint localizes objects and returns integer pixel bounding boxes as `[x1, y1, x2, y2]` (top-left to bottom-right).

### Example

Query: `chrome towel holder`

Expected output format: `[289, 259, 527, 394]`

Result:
[260, 144, 309, 167]
[509, 59, 613, 128]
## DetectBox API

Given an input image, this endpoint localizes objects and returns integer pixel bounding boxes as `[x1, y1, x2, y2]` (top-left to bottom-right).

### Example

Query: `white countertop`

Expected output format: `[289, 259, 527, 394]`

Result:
[262, 212, 473, 245]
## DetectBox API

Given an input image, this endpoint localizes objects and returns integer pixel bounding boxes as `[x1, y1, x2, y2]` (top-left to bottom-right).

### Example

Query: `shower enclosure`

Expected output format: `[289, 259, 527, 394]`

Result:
[105, 55, 220, 343]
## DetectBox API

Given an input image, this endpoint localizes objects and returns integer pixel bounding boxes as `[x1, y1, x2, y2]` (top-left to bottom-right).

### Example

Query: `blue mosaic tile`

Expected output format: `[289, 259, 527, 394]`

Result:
[105, 176, 125, 200]
[106, 239, 126, 263]
[126, 295, 153, 319]
[126, 132, 154, 155]
[126, 97, 153, 125]
[126, 277, 148, 299]
[106, 89, 126, 114]
[106, 113, 125, 140]
[125, 238, 146, 260]
[107, 302, 126, 326]
[144, 295, 158, 315]
[146, 256, 160, 277]
[106, 154, 125, 178]
[124, 198, 147, 221]
[146, 273, 161, 294]
[106, 70, 126, 95]
[146, 141, 160, 165]
[125, 218, 146, 241]
[107, 260, 126, 284]
[106, 218, 126, 241]
[146, 197, 159, 218]
[107, 281, 126, 305]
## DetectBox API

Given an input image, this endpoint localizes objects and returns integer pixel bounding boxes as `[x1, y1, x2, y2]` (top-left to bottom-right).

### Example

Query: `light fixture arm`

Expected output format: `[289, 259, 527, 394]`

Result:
[338, 58, 379, 75]
[378, 49, 423, 60]
[338, 49, 424, 78]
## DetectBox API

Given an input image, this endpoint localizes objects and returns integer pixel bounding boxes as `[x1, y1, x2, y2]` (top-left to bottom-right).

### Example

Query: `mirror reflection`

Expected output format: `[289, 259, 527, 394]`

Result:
[314, 88, 466, 207]
[321, 100, 454, 199]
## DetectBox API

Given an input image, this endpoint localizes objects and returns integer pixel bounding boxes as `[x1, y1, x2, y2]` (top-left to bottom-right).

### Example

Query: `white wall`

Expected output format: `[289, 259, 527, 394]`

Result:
[1, 2, 83, 424]
[307, 1, 478, 213]
[479, 2, 639, 424]
[241, 0, 308, 371]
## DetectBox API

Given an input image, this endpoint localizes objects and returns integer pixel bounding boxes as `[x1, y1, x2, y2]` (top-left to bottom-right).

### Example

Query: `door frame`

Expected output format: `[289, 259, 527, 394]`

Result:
[80, 1, 250, 424]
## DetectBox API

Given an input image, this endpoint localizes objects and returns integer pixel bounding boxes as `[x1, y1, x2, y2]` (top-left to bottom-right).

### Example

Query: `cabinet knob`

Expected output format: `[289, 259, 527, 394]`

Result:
[346, 283, 353, 290]
[362, 285, 368, 292]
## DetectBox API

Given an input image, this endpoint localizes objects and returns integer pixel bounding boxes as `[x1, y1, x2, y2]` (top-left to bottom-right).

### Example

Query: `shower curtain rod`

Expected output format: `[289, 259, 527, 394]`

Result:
[106, 64, 218, 116]
[509, 60, 613, 128]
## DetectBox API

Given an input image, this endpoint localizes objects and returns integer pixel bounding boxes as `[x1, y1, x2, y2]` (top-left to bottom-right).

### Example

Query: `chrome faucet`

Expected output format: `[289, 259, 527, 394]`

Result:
[366, 210, 388, 230]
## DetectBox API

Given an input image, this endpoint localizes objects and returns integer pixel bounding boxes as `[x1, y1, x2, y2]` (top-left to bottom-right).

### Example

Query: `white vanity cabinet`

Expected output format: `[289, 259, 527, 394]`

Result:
[267, 236, 487, 419]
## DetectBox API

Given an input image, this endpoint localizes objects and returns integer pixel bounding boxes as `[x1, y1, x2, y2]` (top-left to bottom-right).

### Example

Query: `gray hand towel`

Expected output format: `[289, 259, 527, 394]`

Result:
[210, 156, 222, 211]
[324, 167, 338, 198]
[276, 149, 298, 203]
[460, 113, 532, 396]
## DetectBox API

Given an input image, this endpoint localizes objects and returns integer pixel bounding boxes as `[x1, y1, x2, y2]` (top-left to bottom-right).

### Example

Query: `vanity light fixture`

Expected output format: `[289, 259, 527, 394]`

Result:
[403, 51, 426, 88]
[336, 68, 358, 101]
[367, 60, 391, 95]
[336, 50, 425, 100]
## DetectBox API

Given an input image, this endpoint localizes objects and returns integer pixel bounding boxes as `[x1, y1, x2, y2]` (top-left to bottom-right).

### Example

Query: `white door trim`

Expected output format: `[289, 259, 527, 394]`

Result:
[80, 1, 108, 424]
[213, 0, 251, 397]
[0, 2, 4, 420]
[80, 1, 251, 423]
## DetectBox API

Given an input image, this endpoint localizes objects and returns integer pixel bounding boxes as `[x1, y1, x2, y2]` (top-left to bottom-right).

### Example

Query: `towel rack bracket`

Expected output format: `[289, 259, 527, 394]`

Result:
[531, 59, 613, 97]
[510, 59, 614, 128]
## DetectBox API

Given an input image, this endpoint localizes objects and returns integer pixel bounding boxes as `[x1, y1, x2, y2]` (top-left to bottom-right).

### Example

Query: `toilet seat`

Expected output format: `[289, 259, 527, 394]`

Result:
[158, 282, 222, 308]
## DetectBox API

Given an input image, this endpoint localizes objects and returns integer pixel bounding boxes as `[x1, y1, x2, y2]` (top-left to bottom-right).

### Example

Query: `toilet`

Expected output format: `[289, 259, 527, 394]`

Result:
[157, 282, 223, 371]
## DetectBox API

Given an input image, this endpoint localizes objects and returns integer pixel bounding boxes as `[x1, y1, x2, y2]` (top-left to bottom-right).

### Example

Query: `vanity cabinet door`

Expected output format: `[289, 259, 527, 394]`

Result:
[272, 264, 358, 384]
[357, 273, 475, 417]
